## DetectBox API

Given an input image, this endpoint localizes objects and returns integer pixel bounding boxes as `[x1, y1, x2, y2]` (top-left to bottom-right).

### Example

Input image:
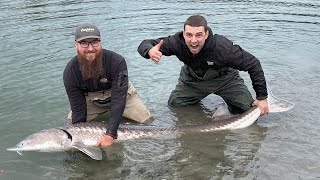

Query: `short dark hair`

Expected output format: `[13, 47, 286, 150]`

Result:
[184, 15, 208, 32]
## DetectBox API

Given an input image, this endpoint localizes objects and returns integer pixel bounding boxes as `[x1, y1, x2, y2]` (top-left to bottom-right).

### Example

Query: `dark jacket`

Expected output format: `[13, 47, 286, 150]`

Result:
[63, 49, 128, 137]
[137, 28, 267, 100]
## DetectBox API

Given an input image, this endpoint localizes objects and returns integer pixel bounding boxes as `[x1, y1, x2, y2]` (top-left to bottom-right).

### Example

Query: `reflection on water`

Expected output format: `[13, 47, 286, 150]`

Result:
[1, 0, 320, 179]
[175, 125, 268, 179]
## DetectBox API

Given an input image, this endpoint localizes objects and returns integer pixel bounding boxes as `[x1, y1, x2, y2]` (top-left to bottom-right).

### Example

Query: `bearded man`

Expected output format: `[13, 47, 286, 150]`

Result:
[63, 23, 151, 146]
[138, 15, 269, 116]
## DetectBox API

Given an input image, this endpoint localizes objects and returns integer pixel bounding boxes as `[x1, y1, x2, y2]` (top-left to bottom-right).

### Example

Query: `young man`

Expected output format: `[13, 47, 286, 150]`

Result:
[138, 15, 269, 115]
[64, 23, 151, 146]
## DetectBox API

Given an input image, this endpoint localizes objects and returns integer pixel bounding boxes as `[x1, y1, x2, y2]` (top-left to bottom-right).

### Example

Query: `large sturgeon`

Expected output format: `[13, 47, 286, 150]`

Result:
[7, 87, 294, 160]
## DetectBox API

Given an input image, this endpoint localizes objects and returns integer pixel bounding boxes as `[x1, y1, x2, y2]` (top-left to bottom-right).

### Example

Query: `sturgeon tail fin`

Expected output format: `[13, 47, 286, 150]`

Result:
[267, 84, 294, 113]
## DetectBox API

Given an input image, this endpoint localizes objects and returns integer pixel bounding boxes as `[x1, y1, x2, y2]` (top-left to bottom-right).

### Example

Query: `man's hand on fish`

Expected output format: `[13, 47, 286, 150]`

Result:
[96, 135, 114, 146]
[252, 99, 269, 115]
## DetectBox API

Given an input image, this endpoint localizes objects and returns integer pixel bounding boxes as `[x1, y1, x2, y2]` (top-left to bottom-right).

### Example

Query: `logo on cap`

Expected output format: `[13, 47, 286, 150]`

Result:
[81, 28, 95, 32]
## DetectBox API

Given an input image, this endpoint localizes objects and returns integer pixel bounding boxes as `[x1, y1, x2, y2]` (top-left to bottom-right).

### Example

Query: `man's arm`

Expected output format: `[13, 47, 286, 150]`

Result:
[106, 54, 128, 138]
[63, 63, 87, 123]
[137, 35, 177, 60]
[138, 39, 160, 59]
[214, 35, 268, 100]
[96, 55, 128, 147]
[107, 65, 128, 138]
[214, 35, 269, 115]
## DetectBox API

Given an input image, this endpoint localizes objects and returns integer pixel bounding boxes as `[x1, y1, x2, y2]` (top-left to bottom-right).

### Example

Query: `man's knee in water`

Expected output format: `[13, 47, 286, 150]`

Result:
[168, 94, 186, 107]
[168, 98, 180, 107]
[168, 92, 203, 107]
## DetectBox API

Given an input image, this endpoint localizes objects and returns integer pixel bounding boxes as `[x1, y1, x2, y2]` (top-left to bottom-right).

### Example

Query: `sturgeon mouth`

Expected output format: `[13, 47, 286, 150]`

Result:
[7, 146, 22, 151]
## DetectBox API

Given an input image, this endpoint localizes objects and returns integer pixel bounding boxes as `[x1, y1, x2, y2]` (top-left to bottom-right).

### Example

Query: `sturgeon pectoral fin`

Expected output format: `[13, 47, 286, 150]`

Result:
[72, 142, 102, 160]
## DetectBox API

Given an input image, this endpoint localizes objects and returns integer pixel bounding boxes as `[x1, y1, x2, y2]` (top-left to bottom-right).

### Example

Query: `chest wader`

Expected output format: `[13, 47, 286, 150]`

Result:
[168, 65, 254, 114]
[84, 82, 151, 123]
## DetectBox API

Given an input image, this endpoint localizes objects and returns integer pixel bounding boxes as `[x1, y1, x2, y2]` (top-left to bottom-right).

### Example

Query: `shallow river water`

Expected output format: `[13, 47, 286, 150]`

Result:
[0, 0, 319, 179]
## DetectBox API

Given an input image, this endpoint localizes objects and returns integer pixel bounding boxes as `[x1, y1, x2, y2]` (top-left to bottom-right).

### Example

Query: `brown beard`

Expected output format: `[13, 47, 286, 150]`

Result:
[77, 49, 104, 80]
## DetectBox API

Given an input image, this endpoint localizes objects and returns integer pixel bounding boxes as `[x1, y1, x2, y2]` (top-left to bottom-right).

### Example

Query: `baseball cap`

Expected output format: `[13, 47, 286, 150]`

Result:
[75, 23, 101, 41]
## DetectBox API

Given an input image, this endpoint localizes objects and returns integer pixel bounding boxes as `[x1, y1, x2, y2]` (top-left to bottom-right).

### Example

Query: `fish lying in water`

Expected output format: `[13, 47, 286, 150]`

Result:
[7, 87, 294, 160]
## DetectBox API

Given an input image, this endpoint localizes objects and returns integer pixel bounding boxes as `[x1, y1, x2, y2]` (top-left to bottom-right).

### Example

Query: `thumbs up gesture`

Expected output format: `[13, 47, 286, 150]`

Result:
[148, 40, 164, 63]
